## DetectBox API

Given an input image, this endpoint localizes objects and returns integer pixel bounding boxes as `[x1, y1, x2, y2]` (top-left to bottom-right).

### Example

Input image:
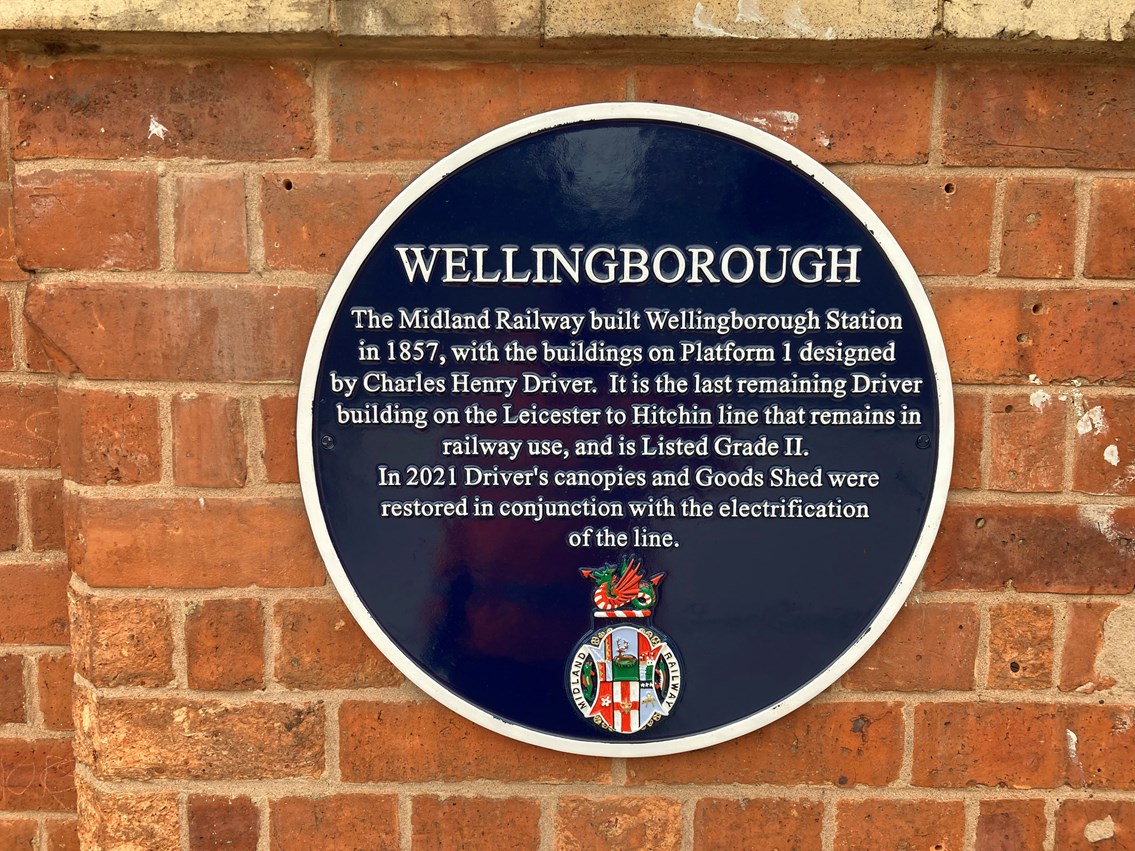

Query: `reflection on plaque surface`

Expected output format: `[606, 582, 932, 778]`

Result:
[298, 104, 953, 756]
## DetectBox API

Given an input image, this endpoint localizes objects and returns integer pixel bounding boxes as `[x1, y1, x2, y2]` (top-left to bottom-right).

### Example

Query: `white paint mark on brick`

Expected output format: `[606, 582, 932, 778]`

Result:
[750, 109, 800, 133]
[1066, 727, 1080, 766]
[1030, 389, 1051, 409]
[1078, 504, 1135, 557]
[1084, 815, 1116, 842]
[736, 0, 764, 22]
[692, 3, 729, 35]
[1028, 373, 1042, 384]
[1078, 405, 1108, 436]
[1105, 444, 1121, 466]
[147, 115, 169, 140]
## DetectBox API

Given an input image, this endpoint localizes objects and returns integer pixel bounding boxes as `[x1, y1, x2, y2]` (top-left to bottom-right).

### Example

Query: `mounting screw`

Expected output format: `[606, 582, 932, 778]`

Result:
[916, 434, 931, 449]
[321, 434, 335, 450]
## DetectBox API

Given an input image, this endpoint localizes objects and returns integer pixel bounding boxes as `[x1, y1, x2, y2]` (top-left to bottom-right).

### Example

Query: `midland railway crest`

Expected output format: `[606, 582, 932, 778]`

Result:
[568, 555, 682, 734]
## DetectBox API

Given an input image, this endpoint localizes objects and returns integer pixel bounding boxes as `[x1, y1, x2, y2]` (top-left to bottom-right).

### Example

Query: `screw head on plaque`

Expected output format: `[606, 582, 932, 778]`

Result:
[298, 103, 953, 757]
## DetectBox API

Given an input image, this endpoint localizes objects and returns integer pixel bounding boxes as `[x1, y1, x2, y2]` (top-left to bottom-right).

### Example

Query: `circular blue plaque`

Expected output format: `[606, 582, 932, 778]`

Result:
[298, 104, 953, 756]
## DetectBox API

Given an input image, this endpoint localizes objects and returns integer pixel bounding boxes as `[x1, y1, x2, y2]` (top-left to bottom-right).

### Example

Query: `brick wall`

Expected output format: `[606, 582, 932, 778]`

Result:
[0, 44, 1134, 851]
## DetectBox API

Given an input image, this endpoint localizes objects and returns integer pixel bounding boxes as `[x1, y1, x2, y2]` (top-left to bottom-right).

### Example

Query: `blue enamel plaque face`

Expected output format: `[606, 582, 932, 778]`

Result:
[298, 104, 953, 757]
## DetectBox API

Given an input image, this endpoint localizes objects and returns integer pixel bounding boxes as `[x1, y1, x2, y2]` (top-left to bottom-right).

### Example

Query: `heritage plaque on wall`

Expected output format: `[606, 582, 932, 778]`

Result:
[298, 104, 953, 756]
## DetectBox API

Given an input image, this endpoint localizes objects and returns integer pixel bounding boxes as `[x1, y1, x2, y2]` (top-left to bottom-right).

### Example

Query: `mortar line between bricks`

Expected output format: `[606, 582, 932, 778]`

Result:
[537, 796, 555, 851]
[898, 698, 917, 785]
[1059, 386, 1076, 494]
[170, 596, 189, 689]
[311, 57, 332, 163]
[928, 63, 945, 168]
[399, 790, 412, 851]
[820, 789, 835, 851]
[679, 797, 695, 851]
[11, 156, 440, 182]
[1073, 175, 1092, 280]
[963, 797, 978, 851]
[988, 176, 1006, 276]
[64, 771, 1135, 803]
[178, 792, 189, 851]
[1051, 601, 1070, 695]
[240, 395, 265, 486]
[255, 796, 271, 851]
[1044, 797, 1057, 851]
[975, 600, 992, 689]
[157, 168, 176, 272]
[974, 385, 991, 490]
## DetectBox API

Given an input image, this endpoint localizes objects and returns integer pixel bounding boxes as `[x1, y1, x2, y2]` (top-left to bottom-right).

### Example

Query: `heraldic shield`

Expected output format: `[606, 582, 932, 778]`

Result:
[567, 554, 682, 734]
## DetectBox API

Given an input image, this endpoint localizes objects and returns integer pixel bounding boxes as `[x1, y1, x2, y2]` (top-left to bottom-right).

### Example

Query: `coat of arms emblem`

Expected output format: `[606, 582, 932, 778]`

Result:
[567, 554, 682, 734]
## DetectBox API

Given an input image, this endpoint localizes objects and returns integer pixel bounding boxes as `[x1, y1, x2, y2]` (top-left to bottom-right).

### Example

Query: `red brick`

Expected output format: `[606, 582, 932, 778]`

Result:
[1061, 602, 1119, 693]
[1056, 799, 1135, 849]
[189, 796, 259, 851]
[340, 700, 606, 783]
[76, 691, 324, 781]
[262, 172, 402, 273]
[987, 603, 1054, 689]
[37, 653, 73, 731]
[842, 602, 978, 691]
[0, 479, 17, 551]
[1087, 179, 1135, 278]
[270, 795, 398, 851]
[915, 702, 1063, 788]
[173, 393, 247, 488]
[412, 797, 538, 851]
[1065, 705, 1135, 790]
[0, 656, 25, 724]
[628, 702, 902, 787]
[856, 176, 995, 275]
[693, 798, 823, 851]
[915, 702, 1135, 789]
[0, 738, 75, 811]
[0, 383, 57, 467]
[0, 294, 13, 370]
[932, 287, 1135, 385]
[13, 170, 158, 271]
[0, 820, 35, 850]
[0, 186, 29, 282]
[944, 65, 1135, 168]
[924, 503, 1135, 594]
[329, 63, 627, 160]
[637, 64, 934, 165]
[26, 477, 64, 551]
[274, 598, 401, 689]
[0, 562, 69, 644]
[988, 392, 1065, 492]
[555, 797, 681, 851]
[186, 599, 264, 690]
[70, 594, 174, 688]
[1000, 177, 1075, 279]
[10, 59, 314, 161]
[76, 781, 178, 851]
[175, 175, 249, 273]
[835, 799, 965, 851]
[977, 799, 1047, 851]
[1073, 397, 1135, 495]
[24, 282, 316, 382]
[68, 494, 324, 588]
[59, 388, 161, 486]
[261, 395, 298, 483]
[44, 818, 79, 851]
